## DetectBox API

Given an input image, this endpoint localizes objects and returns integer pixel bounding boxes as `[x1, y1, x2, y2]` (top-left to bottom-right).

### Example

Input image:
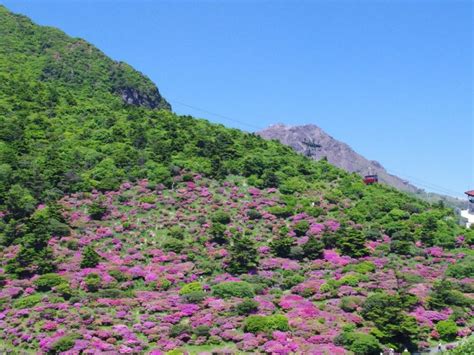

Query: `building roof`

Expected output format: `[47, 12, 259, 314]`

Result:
[465, 190, 474, 197]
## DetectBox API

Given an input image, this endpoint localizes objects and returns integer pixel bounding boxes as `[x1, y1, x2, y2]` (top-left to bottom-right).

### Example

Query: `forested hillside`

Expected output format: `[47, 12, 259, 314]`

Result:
[0, 5, 472, 354]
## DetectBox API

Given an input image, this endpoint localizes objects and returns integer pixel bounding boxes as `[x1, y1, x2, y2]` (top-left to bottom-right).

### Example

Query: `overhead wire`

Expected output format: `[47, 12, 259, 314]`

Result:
[168, 97, 467, 199]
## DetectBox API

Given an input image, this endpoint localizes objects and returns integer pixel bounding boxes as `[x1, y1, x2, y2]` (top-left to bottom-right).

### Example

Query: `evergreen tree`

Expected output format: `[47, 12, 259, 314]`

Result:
[227, 234, 258, 274]
[302, 235, 324, 259]
[270, 234, 294, 258]
[361, 292, 420, 351]
[337, 226, 369, 258]
[5, 208, 57, 277]
[80, 245, 101, 268]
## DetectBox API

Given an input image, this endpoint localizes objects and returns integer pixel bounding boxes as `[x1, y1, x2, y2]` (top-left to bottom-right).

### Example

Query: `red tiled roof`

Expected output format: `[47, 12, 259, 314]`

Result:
[465, 190, 474, 196]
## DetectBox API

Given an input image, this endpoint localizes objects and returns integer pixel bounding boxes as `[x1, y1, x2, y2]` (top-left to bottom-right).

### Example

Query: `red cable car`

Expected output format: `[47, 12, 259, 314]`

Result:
[465, 190, 474, 201]
[363, 174, 379, 185]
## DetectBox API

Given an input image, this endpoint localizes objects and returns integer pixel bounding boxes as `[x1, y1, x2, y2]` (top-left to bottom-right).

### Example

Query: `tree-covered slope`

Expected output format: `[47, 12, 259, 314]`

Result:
[0, 6, 472, 354]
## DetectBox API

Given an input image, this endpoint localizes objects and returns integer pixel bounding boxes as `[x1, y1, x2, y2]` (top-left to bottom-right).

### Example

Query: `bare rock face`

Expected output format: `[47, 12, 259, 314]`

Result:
[258, 123, 420, 193]
[118, 87, 171, 110]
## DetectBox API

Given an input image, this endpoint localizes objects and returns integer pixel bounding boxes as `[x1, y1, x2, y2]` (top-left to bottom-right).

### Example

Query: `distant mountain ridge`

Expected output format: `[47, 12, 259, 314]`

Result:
[258, 124, 466, 209]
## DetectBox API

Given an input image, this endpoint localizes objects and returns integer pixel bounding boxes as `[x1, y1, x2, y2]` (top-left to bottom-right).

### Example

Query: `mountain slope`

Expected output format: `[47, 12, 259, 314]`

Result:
[258, 124, 466, 209]
[1, 174, 473, 353]
[0, 6, 473, 354]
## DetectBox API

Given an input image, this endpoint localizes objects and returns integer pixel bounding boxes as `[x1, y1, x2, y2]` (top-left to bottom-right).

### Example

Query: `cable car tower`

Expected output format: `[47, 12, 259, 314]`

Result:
[302, 138, 322, 157]
[363, 167, 379, 185]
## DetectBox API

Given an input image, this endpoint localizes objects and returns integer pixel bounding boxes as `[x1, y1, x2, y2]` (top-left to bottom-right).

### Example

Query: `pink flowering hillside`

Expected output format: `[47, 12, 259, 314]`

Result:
[0, 5, 473, 355]
[0, 174, 472, 354]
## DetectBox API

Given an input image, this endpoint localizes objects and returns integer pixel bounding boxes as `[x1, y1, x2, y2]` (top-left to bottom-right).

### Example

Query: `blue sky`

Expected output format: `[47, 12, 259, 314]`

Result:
[3, 0, 472, 198]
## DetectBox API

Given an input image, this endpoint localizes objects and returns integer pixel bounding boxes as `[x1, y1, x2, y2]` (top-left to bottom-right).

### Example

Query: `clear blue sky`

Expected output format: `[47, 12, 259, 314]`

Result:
[3, 0, 473, 198]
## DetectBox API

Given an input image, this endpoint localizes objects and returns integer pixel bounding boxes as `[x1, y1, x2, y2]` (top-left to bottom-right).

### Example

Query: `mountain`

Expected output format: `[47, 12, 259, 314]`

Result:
[0, 5, 170, 110]
[0, 6, 472, 354]
[258, 124, 467, 209]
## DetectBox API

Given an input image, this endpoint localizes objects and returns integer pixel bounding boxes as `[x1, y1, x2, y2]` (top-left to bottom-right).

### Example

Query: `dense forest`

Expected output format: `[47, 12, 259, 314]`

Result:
[0, 5, 472, 354]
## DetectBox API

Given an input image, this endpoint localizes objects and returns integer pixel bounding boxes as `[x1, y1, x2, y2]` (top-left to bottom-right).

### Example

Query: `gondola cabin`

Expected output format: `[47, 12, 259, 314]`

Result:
[363, 174, 378, 185]
[465, 190, 474, 213]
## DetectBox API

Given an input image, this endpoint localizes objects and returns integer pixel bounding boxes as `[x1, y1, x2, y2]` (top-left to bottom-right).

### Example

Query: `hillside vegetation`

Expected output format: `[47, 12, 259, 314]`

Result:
[0, 5, 472, 354]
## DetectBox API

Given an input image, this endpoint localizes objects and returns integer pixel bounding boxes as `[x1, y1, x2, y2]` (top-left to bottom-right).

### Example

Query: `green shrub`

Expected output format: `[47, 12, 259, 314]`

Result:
[162, 238, 185, 253]
[139, 195, 156, 204]
[340, 296, 363, 312]
[65, 239, 79, 251]
[157, 278, 172, 291]
[209, 223, 227, 244]
[84, 273, 101, 292]
[428, 281, 473, 310]
[267, 206, 293, 218]
[361, 292, 420, 351]
[168, 226, 185, 239]
[169, 324, 192, 337]
[80, 245, 101, 268]
[34, 273, 66, 291]
[94, 289, 132, 299]
[109, 269, 130, 282]
[212, 281, 255, 299]
[337, 274, 359, 287]
[14, 294, 42, 309]
[49, 334, 79, 353]
[211, 211, 231, 225]
[446, 257, 474, 279]
[343, 261, 376, 274]
[88, 201, 107, 220]
[436, 320, 458, 341]
[289, 245, 305, 260]
[49, 219, 70, 237]
[179, 282, 203, 295]
[319, 281, 336, 294]
[235, 298, 259, 315]
[243, 314, 289, 333]
[247, 209, 262, 220]
[193, 325, 211, 337]
[336, 332, 382, 355]
[293, 220, 310, 236]
[282, 274, 304, 290]
[55, 283, 74, 300]
[181, 291, 207, 304]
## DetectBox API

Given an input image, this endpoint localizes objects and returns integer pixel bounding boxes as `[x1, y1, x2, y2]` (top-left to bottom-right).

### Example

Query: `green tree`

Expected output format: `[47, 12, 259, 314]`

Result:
[227, 235, 259, 274]
[337, 226, 369, 258]
[5, 184, 37, 219]
[80, 245, 101, 268]
[361, 292, 420, 351]
[270, 233, 294, 258]
[293, 220, 310, 237]
[302, 235, 324, 259]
